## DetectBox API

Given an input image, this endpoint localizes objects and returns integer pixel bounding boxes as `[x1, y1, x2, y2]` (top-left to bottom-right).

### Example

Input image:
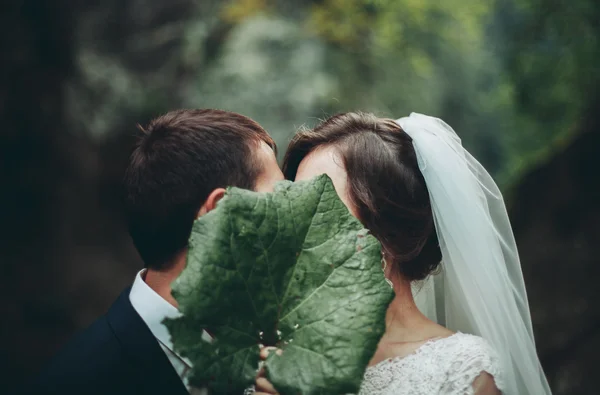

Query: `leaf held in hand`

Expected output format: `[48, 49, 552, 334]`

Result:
[165, 175, 393, 394]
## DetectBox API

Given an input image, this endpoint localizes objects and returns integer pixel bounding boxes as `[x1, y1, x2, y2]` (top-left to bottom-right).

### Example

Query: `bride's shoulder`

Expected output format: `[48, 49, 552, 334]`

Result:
[439, 333, 504, 392]
[441, 332, 497, 356]
[436, 333, 500, 370]
[360, 333, 503, 395]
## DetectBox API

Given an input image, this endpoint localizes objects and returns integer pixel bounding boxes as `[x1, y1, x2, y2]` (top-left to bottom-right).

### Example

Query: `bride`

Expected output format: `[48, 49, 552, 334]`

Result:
[255, 112, 551, 394]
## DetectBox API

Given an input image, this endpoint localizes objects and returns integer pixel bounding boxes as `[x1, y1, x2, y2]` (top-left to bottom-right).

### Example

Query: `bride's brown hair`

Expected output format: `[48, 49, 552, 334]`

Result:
[283, 112, 441, 281]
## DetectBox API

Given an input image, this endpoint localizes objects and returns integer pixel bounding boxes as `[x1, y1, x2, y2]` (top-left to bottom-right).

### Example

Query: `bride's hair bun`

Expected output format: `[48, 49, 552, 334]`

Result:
[283, 112, 442, 282]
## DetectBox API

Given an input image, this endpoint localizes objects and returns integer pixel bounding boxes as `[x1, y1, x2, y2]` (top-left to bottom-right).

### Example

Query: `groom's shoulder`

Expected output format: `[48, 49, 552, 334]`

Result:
[47, 312, 123, 369]
[28, 289, 138, 394]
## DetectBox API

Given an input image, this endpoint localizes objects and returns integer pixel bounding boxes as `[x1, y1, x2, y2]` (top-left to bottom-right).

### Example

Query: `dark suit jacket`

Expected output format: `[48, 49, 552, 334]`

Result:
[27, 287, 189, 395]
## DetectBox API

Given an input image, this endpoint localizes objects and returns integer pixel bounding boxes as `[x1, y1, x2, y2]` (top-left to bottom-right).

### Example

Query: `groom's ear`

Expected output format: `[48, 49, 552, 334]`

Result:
[197, 188, 226, 218]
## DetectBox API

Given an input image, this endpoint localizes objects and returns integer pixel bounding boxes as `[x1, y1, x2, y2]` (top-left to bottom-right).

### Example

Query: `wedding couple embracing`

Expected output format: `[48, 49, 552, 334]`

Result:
[31, 109, 551, 395]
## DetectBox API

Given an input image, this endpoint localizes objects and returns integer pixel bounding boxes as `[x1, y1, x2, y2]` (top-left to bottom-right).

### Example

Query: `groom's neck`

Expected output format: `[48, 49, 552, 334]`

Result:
[144, 250, 187, 308]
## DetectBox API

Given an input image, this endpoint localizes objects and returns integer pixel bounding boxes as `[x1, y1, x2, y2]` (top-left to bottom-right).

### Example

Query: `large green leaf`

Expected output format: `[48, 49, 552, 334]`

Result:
[165, 175, 393, 394]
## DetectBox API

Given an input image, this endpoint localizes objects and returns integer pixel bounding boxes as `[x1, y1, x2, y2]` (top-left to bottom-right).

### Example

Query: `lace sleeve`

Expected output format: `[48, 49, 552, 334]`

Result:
[358, 333, 505, 395]
[442, 335, 504, 395]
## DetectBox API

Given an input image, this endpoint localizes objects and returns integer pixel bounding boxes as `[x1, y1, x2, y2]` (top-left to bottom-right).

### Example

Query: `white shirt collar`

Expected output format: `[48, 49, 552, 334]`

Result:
[129, 269, 192, 366]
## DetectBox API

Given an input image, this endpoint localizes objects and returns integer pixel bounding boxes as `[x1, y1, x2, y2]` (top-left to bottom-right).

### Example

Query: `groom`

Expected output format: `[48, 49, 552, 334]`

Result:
[30, 109, 284, 395]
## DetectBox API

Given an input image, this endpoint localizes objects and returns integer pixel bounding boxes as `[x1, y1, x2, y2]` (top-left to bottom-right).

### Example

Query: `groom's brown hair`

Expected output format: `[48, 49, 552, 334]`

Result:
[123, 109, 276, 270]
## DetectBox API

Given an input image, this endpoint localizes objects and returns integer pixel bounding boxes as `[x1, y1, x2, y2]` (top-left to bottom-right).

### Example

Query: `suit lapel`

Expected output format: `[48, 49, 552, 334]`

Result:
[107, 287, 189, 395]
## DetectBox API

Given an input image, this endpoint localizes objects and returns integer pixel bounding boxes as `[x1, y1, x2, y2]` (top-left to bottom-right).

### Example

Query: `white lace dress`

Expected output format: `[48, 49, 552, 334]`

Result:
[358, 333, 504, 395]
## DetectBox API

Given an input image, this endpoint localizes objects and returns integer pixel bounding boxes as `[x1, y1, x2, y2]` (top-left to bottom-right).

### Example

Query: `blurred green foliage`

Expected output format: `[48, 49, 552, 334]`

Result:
[73, 0, 598, 187]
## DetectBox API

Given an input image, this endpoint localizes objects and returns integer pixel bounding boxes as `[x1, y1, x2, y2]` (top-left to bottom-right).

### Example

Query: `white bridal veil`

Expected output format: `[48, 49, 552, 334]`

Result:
[397, 113, 551, 395]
